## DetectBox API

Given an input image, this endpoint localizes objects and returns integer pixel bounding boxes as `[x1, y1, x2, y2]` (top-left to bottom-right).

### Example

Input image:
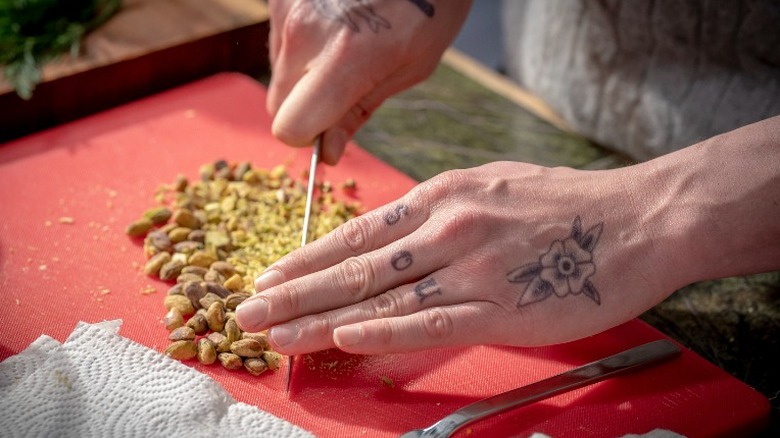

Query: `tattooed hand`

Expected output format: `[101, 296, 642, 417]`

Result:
[266, 0, 471, 164]
[235, 161, 681, 354]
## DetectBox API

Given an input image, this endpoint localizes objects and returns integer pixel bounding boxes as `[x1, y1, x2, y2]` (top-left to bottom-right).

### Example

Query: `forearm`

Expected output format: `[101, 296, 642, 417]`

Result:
[640, 115, 780, 288]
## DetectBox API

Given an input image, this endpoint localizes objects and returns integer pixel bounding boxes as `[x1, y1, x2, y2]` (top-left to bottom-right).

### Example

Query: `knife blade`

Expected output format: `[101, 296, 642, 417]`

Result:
[286, 135, 322, 394]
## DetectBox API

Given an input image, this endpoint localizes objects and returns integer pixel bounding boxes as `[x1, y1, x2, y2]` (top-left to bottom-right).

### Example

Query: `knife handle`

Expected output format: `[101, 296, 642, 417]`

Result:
[423, 340, 681, 437]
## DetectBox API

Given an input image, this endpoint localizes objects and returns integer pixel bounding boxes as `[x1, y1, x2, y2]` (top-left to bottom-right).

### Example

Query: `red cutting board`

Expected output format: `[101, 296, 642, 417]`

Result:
[0, 73, 769, 437]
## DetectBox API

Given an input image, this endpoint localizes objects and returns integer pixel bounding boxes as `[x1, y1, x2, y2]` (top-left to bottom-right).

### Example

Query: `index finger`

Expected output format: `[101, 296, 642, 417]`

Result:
[254, 198, 426, 292]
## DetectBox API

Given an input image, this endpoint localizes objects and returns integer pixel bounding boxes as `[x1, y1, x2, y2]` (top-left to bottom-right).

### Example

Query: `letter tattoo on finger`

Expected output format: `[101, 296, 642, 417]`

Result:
[414, 278, 441, 303]
[390, 250, 413, 271]
[507, 216, 604, 307]
[384, 204, 409, 225]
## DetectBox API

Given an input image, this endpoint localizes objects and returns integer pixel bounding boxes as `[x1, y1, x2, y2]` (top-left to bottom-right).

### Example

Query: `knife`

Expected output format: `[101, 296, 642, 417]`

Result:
[287, 135, 322, 393]
[399, 339, 681, 437]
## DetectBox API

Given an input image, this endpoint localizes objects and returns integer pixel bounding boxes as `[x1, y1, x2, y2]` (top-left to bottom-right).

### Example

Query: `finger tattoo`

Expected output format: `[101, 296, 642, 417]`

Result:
[309, 0, 391, 33]
[405, 0, 435, 17]
[390, 250, 413, 271]
[414, 278, 441, 303]
[507, 216, 604, 307]
[384, 204, 409, 225]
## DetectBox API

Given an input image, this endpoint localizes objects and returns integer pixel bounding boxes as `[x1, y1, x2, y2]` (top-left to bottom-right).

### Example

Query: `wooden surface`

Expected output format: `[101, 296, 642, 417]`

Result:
[441, 49, 573, 133]
[0, 0, 270, 141]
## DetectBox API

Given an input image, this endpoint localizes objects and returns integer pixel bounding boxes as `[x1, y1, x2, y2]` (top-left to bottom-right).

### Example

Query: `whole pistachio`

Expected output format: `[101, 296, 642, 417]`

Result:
[225, 319, 241, 343]
[168, 227, 192, 243]
[177, 272, 203, 284]
[204, 281, 231, 298]
[209, 261, 236, 278]
[165, 340, 197, 360]
[204, 269, 225, 284]
[146, 230, 173, 253]
[173, 208, 200, 229]
[159, 259, 185, 281]
[187, 229, 206, 243]
[174, 240, 203, 255]
[241, 332, 270, 350]
[244, 358, 269, 376]
[164, 294, 194, 315]
[183, 281, 206, 309]
[181, 266, 208, 277]
[143, 206, 172, 225]
[218, 352, 243, 370]
[167, 283, 184, 296]
[230, 339, 263, 358]
[125, 218, 154, 237]
[164, 308, 184, 331]
[144, 252, 171, 276]
[205, 301, 225, 332]
[185, 313, 209, 335]
[189, 250, 217, 268]
[261, 351, 283, 371]
[198, 292, 223, 310]
[197, 338, 217, 365]
[224, 293, 250, 310]
[207, 332, 231, 353]
[168, 326, 195, 341]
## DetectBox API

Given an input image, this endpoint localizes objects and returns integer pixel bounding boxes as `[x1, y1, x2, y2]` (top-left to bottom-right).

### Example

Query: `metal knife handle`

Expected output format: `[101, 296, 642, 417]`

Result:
[416, 340, 681, 437]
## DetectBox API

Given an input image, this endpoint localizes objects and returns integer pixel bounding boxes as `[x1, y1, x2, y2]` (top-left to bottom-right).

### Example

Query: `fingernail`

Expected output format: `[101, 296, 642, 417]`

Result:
[270, 325, 298, 347]
[235, 298, 269, 331]
[254, 269, 284, 292]
[334, 325, 362, 348]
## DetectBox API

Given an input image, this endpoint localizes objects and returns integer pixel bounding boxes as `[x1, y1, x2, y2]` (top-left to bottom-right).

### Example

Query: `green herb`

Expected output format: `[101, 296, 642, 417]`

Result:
[0, 0, 121, 99]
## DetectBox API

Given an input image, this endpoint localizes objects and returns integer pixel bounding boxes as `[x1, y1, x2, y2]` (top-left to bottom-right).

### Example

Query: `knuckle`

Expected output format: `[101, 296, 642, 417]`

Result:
[370, 291, 404, 318]
[333, 256, 375, 301]
[425, 210, 480, 248]
[421, 308, 454, 340]
[413, 169, 467, 206]
[274, 281, 304, 315]
[336, 217, 371, 254]
[300, 315, 332, 339]
[375, 318, 395, 346]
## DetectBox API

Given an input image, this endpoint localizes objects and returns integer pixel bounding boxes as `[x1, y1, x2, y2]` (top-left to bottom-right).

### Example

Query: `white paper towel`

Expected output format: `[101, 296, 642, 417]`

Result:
[0, 320, 313, 438]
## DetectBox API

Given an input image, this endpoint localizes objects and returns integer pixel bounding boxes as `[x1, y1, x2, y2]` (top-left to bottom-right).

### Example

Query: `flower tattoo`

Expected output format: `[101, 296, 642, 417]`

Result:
[507, 216, 604, 307]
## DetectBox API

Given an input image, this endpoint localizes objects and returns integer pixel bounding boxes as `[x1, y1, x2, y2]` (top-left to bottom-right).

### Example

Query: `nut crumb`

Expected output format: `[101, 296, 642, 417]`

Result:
[44, 220, 52, 227]
[15, 299, 20, 305]
[380, 375, 394, 388]
[140, 285, 157, 295]
[59, 217, 74, 224]
[38, 264, 47, 271]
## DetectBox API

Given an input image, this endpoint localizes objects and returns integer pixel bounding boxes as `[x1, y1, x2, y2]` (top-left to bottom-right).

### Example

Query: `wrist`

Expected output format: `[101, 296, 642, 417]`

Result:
[636, 117, 780, 288]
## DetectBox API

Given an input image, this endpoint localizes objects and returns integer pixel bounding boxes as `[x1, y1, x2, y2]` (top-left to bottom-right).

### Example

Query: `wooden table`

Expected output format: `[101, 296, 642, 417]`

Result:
[0, 0, 269, 142]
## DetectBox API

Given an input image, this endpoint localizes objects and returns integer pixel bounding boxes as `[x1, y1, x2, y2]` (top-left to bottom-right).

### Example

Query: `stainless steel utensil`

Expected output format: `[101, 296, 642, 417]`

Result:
[400, 339, 681, 438]
[286, 135, 322, 394]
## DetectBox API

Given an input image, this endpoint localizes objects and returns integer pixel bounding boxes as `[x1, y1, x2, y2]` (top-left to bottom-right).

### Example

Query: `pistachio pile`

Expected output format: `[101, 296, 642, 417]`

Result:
[126, 159, 358, 375]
